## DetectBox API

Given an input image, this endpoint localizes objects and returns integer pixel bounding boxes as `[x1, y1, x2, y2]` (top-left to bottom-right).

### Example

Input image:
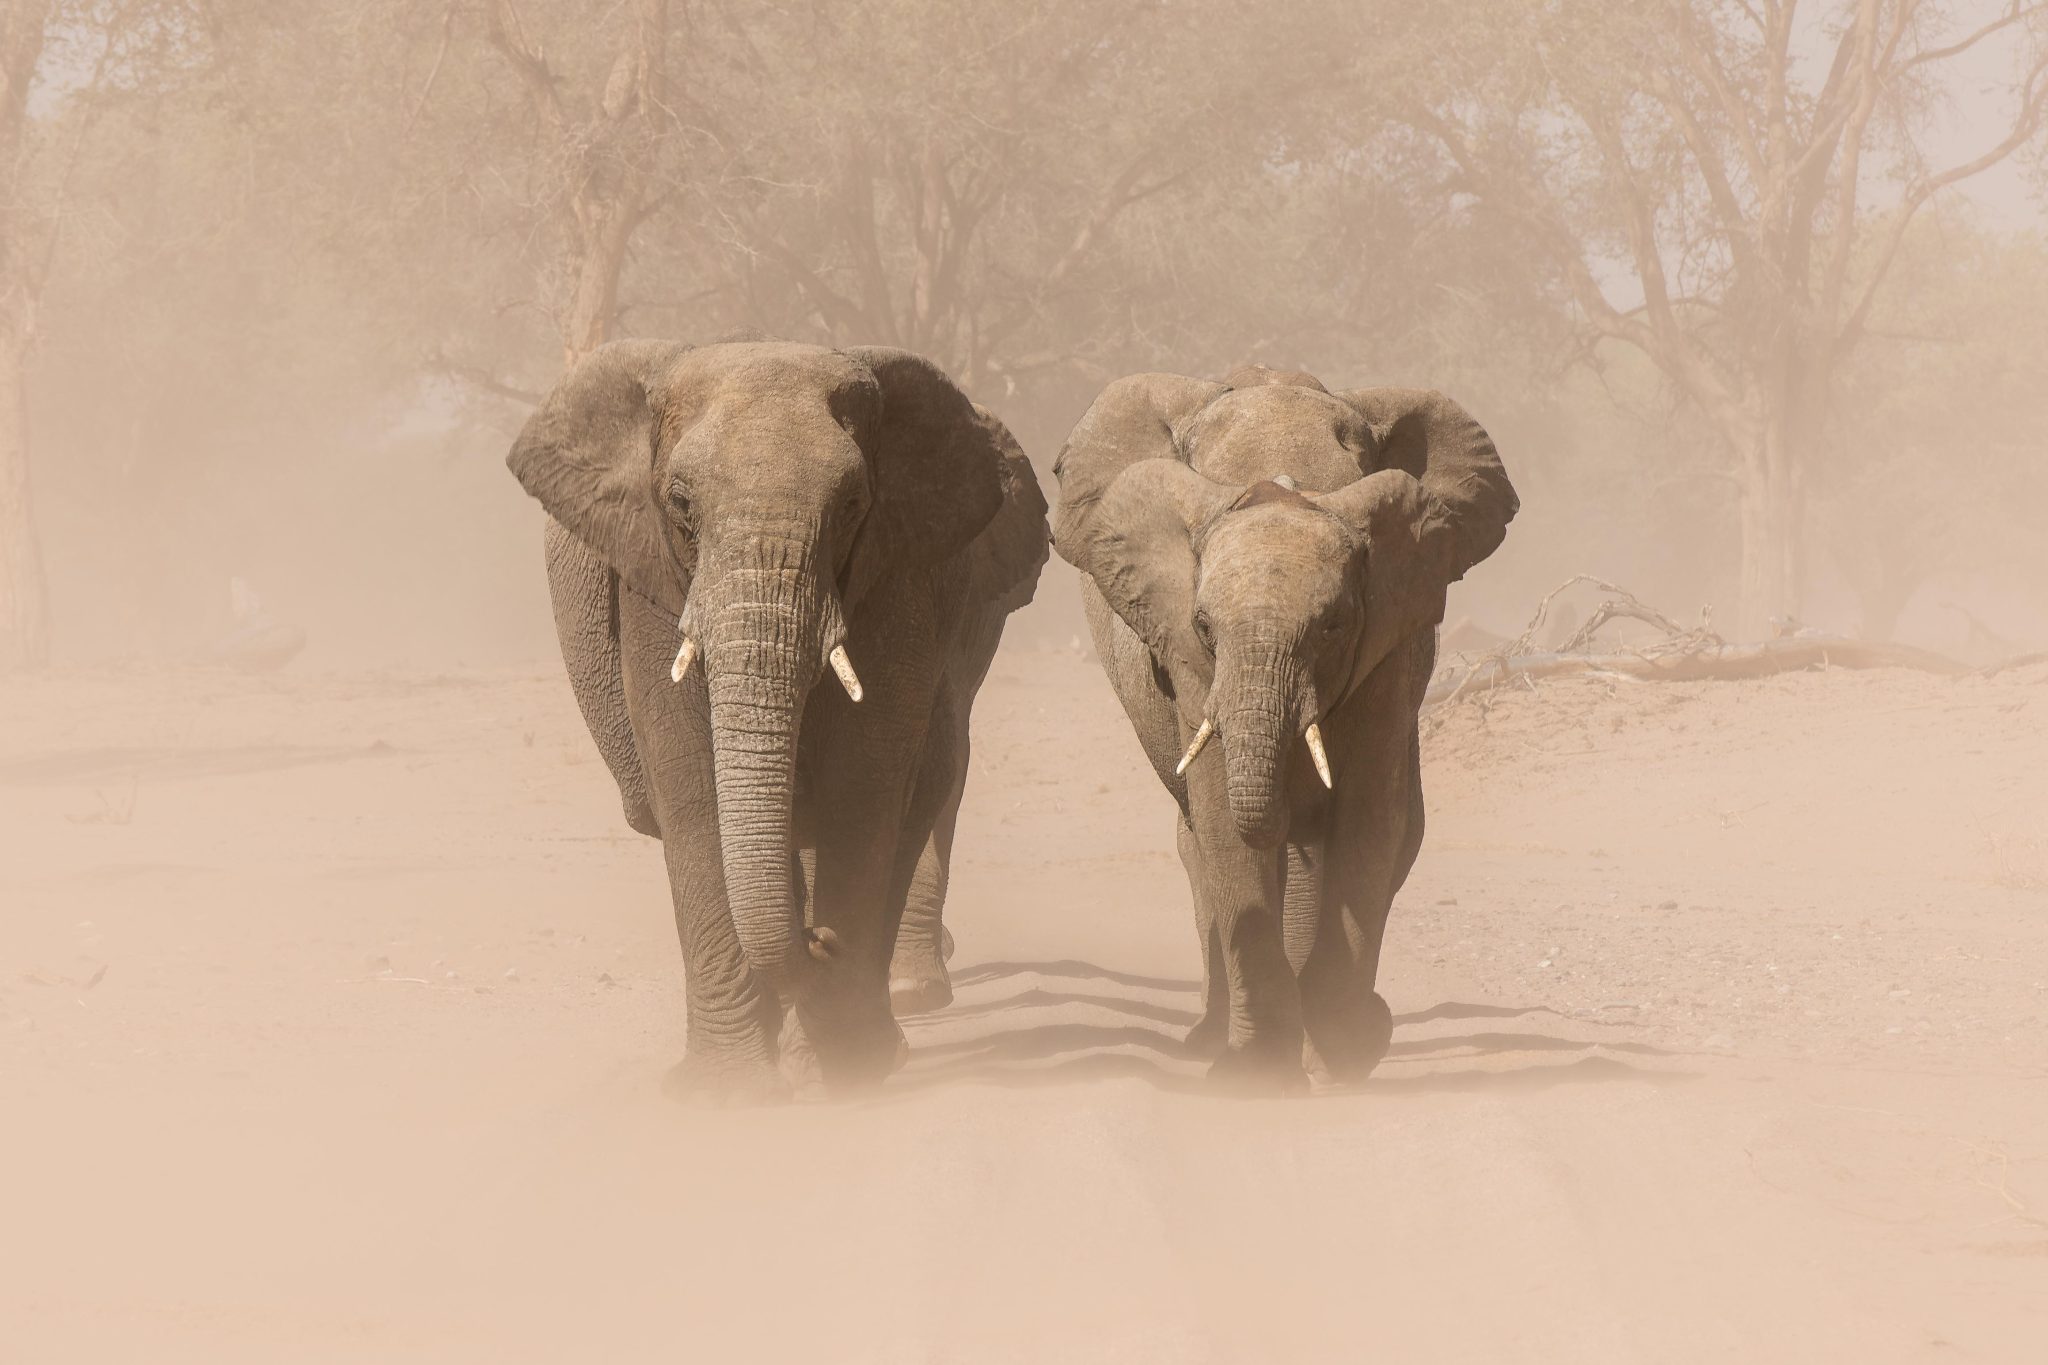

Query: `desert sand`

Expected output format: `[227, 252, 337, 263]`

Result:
[3, 646, 2045, 1363]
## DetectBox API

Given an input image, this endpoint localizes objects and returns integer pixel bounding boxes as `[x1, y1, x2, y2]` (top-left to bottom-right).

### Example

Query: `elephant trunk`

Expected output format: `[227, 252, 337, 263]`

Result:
[1217, 643, 1299, 848]
[701, 529, 836, 990]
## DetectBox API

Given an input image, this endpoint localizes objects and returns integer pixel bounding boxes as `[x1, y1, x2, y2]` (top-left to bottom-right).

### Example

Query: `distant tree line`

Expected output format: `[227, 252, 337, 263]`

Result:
[3, 0, 2044, 668]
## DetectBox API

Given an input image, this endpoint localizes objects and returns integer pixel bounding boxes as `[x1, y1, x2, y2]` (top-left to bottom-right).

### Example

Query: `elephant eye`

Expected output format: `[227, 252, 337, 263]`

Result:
[1192, 612, 1215, 651]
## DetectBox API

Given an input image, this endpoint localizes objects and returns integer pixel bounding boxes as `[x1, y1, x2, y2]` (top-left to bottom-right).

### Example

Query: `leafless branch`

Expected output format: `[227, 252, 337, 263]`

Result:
[402, 5, 457, 138]
[426, 349, 543, 406]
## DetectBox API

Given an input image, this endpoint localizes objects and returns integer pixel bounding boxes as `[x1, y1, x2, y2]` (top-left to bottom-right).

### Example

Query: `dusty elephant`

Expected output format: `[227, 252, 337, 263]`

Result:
[510, 339, 1047, 1101]
[1052, 364, 1517, 1088]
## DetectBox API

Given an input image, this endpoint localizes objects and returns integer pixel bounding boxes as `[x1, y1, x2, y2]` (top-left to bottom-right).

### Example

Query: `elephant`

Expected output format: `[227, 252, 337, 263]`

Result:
[1051, 363, 1517, 1088]
[509, 338, 1048, 1101]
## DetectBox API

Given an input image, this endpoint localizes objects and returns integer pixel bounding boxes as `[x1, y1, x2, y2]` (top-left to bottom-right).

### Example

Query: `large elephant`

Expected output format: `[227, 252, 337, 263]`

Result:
[510, 339, 1048, 1100]
[1052, 364, 1517, 1088]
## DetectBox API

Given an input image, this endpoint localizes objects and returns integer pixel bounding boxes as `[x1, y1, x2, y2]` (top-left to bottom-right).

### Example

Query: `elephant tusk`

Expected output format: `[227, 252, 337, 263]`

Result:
[1304, 723, 1333, 789]
[1174, 717, 1214, 776]
[828, 644, 864, 703]
[670, 631, 697, 684]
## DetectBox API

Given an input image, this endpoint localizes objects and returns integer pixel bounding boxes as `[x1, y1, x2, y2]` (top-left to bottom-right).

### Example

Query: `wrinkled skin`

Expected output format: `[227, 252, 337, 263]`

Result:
[1054, 365, 1517, 1089]
[512, 340, 1047, 1102]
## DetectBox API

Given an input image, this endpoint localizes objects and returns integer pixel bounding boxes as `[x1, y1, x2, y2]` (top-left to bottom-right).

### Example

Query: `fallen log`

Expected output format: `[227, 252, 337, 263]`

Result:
[1979, 651, 2048, 678]
[1426, 635, 1974, 708]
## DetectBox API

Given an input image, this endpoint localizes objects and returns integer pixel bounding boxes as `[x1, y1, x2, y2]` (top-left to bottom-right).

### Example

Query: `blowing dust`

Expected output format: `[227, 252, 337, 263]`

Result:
[5, 2, 2048, 1363]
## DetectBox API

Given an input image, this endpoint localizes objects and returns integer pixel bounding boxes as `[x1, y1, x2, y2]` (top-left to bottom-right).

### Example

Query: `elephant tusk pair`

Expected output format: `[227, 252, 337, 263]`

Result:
[1173, 715, 1332, 788]
[668, 624, 863, 705]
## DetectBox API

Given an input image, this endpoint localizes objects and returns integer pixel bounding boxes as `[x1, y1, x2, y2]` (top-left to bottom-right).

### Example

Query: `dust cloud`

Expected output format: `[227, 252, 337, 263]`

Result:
[4, 3, 2046, 1362]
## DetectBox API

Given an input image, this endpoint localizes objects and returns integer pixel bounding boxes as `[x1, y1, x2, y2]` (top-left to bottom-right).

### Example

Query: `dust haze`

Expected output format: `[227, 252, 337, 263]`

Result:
[3, 2, 2046, 1362]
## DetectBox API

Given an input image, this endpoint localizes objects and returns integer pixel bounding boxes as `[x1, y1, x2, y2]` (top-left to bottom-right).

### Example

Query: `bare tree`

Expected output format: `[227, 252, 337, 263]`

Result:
[0, 1, 182, 669]
[0, 2, 60, 670]
[671, 0, 1350, 398]
[1825, 211, 2048, 637]
[477, 0, 673, 367]
[1394, 0, 2048, 634]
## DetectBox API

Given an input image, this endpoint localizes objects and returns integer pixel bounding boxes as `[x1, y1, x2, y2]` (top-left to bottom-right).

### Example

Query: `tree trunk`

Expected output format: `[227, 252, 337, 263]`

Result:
[562, 200, 636, 367]
[488, 0, 668, 370]
[1857, 585, 1907, 644]
[1851, 538, 1921, 643]
[0, 322, 49, 671]
[1734, 414, 1803, 640]
[1, 4, 52, 671]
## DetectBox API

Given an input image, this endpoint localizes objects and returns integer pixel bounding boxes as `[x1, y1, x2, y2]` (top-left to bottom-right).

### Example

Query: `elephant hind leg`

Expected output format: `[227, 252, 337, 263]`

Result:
[545, 518, 658, 838]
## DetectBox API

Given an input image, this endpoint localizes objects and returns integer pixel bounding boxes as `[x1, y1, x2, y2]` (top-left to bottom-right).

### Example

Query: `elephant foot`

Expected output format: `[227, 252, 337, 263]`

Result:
[1205, 1039, 1308, 1095]
[777, 1007, 834, 1103]
[1302, 989, 1394, 1090]
[833, 1018, 910, 1091]
[790, 1000, 908, 1095]
[663, 1049, 792, 1108]
[888, 971, 953, 1017]
[1180, 1010, 1228, 1060]
[887, 934, 954, 1017]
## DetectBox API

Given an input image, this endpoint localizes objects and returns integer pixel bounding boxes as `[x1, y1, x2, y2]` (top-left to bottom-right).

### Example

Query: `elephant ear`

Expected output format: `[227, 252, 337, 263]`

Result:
[965, 403, 1051, 615]
[1335, 387, 1519, 583]
[505, 339, 696, 617]
[1062, 458, 1239, 678]
[1052, 373, 1230, 673]
[1052, 373, 1227, 551]
[841, 348, 1007, 605]
[1313, 469, 1460, 649]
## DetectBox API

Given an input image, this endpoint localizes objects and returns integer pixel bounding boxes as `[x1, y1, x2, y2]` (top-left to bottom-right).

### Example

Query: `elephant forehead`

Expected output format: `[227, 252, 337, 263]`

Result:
[1199, 507, 1352, 605]
[663, 342, 881, 421]
[1182, 386, 1374, 490]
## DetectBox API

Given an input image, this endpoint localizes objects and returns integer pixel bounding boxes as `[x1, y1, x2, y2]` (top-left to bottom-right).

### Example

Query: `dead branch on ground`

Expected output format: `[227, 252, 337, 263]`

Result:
[1425, 576, 2031, 710]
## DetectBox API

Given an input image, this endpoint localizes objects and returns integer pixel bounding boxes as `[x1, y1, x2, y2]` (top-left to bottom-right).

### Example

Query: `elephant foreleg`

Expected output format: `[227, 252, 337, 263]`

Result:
[886, 598, 1011, 1014]
[800, 597, 944, 1085]
[887, 735, 965, 1016]
[1182, 743, 1300, 1088]
[1301, 635, 1433, 1085]
[1177, 813, 1230, 1059]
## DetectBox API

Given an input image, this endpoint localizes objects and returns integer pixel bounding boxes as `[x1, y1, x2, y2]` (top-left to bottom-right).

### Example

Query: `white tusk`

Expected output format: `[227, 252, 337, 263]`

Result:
[1305, 723, 1333, 789]
[670, 632, 697, 684]
[1174, 717, 1215, 776]
[828, 644, 864, 703]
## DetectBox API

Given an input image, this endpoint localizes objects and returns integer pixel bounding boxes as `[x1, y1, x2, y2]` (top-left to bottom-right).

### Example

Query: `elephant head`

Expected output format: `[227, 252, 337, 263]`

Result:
[1054, 372, 1517, 846]
[508, 340, 1007, 986]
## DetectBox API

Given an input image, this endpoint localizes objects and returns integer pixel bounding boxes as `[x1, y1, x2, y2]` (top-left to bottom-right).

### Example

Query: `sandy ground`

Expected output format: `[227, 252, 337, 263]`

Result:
[3, 648, 2045, 1363]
